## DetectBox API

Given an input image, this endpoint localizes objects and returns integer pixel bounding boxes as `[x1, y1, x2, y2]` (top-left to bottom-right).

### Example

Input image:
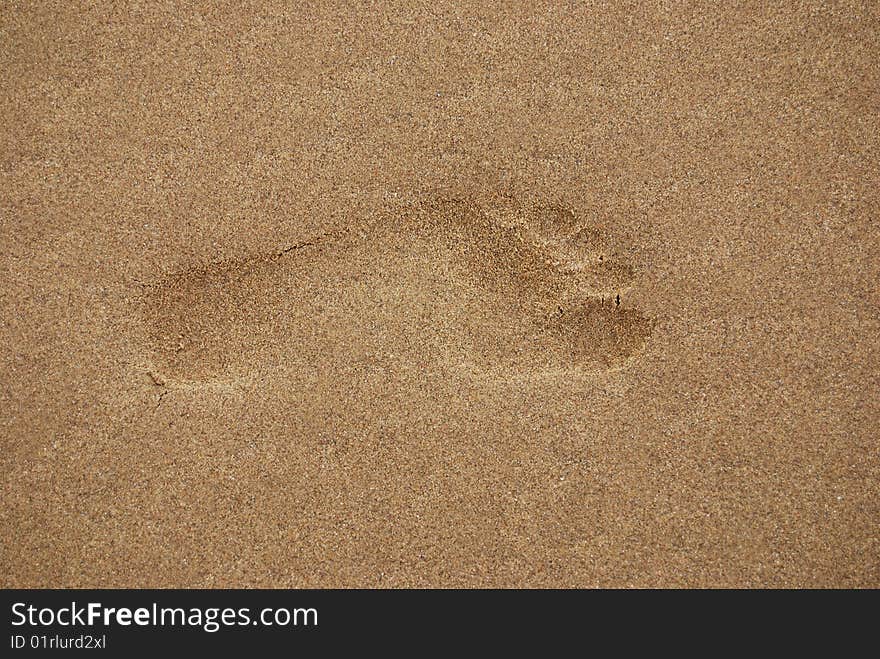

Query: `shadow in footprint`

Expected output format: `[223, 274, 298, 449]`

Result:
[140, 195, 654, 382]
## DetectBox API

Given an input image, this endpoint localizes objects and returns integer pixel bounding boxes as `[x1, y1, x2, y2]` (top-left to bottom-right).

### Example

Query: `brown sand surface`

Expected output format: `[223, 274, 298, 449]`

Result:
[1, 2, 878, 587]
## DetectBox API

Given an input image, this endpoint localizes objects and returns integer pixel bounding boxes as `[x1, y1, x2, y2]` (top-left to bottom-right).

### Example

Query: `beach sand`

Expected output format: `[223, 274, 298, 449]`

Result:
[1, 2, 878, 587]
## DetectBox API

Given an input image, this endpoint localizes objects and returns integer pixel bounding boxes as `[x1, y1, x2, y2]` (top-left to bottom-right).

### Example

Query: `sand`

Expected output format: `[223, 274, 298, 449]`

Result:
[1, 2, 878, 588]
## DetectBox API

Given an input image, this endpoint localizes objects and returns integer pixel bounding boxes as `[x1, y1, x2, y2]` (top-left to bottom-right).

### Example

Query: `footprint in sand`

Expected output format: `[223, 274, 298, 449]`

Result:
[139, 194, 654, 383]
